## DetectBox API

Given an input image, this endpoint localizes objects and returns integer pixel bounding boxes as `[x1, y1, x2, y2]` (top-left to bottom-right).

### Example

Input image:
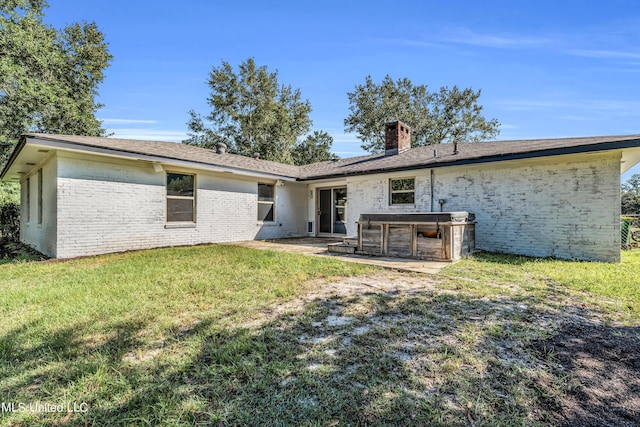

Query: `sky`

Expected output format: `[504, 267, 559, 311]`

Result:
[43, 0, 640, 180]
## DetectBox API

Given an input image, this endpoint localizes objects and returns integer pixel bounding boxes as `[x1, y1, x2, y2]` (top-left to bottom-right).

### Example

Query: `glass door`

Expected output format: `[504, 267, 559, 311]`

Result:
[319, 189, 332, 234]
[318, 187, 347, 235]
[333, 188, 347, 234]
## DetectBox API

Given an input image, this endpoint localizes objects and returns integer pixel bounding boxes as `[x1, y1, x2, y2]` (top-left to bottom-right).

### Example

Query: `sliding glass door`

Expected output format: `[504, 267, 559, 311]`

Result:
[318, 187, 347, 235]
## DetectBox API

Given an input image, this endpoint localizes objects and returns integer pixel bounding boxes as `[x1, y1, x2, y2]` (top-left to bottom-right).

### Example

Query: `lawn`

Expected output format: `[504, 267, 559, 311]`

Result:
[0, 245, 638, 426]
[441, 250, 640, 323]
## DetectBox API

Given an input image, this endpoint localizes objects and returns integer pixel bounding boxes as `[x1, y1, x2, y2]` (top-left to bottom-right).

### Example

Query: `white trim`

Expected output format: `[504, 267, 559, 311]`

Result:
[389, 177, 416, 206]
[25, 138, 299, 181]
[164, 223, 197, 229]
[257, 182, 276, 223]
[316, 186, 347, 236]
[166, 171, 196, 223]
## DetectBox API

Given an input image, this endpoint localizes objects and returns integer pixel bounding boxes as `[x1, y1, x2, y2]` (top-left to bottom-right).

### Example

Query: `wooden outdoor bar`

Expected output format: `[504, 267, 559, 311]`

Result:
[356, 212, 476, 261]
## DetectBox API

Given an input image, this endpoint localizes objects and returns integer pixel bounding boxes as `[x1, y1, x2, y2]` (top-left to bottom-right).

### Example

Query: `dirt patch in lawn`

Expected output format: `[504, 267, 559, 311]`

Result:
[245, 270, 640, 425]
[243, 271, 434, 329]
[530, 317, 640, 426]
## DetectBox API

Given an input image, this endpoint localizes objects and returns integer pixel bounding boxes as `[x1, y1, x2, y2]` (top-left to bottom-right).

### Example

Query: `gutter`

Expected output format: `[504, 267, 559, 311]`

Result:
[0, 135, 26, 180]
[298, 138, 640, 181]
[9, 136, 300, 182]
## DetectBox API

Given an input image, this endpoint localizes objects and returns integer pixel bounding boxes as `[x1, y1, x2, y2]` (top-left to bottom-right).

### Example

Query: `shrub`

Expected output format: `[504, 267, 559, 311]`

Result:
[0, 202, 19, 241]
[0, 182, 20, 241]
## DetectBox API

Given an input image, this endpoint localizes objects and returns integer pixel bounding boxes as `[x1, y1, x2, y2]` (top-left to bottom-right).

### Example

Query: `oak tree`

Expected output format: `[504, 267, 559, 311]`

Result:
[622, 174, 640, 215]
[0, 0, 112, 163]
[291, 130, 338, 166]
[344, 75, 500, 153]
[185, 58, 337, 165]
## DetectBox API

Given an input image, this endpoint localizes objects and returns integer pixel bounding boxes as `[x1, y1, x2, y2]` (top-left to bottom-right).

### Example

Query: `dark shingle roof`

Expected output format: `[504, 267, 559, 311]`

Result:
[24, 133, 301, 178]
[299, 134, 640, 179]
[12, 133, 640, 181]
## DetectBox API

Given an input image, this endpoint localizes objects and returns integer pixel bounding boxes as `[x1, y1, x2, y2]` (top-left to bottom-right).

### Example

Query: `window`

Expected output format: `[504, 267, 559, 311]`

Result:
[166, 172, 195, 222]
[258, 183, 275, 222]
[389, 177, 415, 205]
[37, 169, 43, 224]
[26, 177, 30, 223]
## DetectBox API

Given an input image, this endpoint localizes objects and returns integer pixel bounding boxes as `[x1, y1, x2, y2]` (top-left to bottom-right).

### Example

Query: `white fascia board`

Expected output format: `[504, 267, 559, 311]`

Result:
[28, 138, 299, 182]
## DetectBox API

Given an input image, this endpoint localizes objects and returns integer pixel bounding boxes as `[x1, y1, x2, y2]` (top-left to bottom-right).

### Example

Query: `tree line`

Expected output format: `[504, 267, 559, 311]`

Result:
[3, 2, 637, 217]
[183, 58, 500, 164]
[622, 174, 640, 215]
[1, 0, 112, 164]
[1, 3, 501, 171]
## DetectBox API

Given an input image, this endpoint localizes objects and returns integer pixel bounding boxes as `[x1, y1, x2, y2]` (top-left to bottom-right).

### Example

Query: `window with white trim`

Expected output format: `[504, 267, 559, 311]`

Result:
[26, 177, 30, 223]
[389, 177, 415, 205]
[166, 172, 195, 222]
[258, 183, 275, 222]
[37, 169, 42, 224]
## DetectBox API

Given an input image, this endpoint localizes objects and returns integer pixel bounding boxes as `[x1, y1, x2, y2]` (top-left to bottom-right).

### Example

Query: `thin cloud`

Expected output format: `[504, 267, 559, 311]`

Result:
[433, 27, 640, 64]
[499, 98, 640, 112]
[329, 131, 367, 157]
[372, 27, 554, 52]
[372, 37, 449, 49]
[334, 150, 368, 157]
[100, 118, 159, 125]
[555, 115, 608, 121]
[441, 28, 552, 49]
[108, 129, 188, 142]
[499, 99, 576, 111]
[327, 132, 361, 144]
[567, 49, 640, 60]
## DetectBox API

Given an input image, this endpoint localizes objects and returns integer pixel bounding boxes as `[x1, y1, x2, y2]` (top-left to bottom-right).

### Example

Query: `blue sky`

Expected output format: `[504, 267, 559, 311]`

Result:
[44, 1, 640, 179]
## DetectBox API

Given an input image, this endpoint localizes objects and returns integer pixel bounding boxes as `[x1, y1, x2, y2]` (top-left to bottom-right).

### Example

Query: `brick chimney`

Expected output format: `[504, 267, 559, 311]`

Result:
[385, 120, 411, 156]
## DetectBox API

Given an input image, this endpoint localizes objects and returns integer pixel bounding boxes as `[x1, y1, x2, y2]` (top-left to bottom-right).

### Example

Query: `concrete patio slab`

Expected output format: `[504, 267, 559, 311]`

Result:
[232, 238, 451, 274]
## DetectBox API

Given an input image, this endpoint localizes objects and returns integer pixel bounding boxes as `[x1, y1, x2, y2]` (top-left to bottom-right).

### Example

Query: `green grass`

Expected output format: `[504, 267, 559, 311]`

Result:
[0, 245, 377, 426]
[442, 250, 640, 322]
[1, 245, 639, 425]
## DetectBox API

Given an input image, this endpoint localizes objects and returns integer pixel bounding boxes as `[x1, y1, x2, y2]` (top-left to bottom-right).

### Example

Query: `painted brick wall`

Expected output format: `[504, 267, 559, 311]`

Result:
[345, 172, 432, 236]
[27, 149, 622, 262]
[21, 155, 57, 256]
[433, 153, 621, 262]
[54, 153, 307, 258]
[345, 153, 621, 262]
[256, 181, 308, 239]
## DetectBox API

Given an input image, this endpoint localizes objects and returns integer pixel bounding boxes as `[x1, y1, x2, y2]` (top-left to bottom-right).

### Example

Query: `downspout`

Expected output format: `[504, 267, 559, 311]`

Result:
[430, 169, 435, 212]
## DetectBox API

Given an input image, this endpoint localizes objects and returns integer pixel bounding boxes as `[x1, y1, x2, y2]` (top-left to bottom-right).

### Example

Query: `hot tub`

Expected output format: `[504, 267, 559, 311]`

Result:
[356, 212, 476, 261]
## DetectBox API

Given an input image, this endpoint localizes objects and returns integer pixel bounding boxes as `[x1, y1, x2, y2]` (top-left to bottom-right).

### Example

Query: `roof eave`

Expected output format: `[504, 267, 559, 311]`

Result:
[22, 135, 300, 181]
[0, 135, 27, 181]
[299, 138, 640, 181]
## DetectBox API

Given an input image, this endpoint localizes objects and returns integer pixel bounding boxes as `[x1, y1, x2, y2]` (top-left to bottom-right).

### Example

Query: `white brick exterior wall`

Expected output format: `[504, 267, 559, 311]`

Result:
[342, 152, 622, 262]
[40, 153, 307, 258]
[19, 149, 622, 262]
[343, 172, 433, 236]
[434, 153, 621, 262]
[20, 155, 57, 256]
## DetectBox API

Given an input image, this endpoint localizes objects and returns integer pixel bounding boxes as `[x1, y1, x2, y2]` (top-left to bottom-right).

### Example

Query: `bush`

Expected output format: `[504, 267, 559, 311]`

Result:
[0, 182, 20, 241]
[0, 202, 19, 241]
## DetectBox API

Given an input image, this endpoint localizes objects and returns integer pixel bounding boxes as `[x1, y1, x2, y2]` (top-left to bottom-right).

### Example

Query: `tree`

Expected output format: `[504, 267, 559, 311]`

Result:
[185, 58, 335, 165]
[0, 0, 112, 164]
[344, 75, 500, 153]
[292, 131, 339, 165]
[622, 174, 640, 215]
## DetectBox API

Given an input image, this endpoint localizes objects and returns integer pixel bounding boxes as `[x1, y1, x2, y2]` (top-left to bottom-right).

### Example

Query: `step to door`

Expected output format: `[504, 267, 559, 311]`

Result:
[328, 242, 357, 254]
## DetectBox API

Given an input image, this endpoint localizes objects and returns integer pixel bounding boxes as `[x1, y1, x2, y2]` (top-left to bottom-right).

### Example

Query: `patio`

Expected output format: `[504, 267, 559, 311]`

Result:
[232, 237, 452, 274]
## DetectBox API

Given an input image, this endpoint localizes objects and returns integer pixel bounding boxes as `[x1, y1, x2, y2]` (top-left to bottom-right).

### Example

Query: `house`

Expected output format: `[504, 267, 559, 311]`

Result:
[2, 121, 640, 262]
